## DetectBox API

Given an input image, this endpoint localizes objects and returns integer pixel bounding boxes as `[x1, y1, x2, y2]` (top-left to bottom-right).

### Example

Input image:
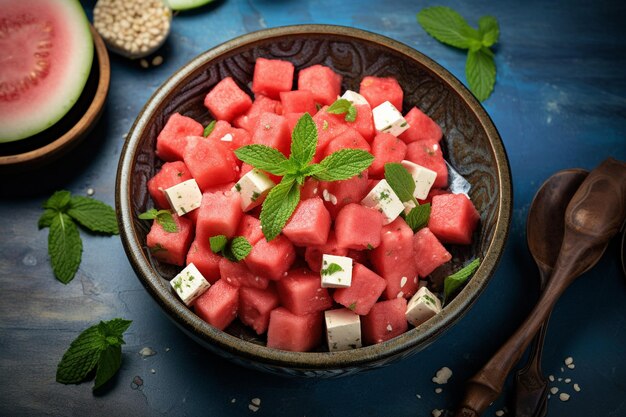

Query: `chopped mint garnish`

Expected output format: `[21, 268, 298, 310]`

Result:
[348, 302, 357, 311]
[321, 262, 344, 276]
[138, 208, 178, 233]
[210, 235, 252, 262]
[203, 120, 216, 137]
[443, 258, 481, 302]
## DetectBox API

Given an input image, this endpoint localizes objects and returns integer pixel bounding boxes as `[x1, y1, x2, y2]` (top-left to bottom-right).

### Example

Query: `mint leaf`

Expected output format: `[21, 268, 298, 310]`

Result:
[314, 149, 374, 181]
[327, 99, 358, 122]
[384, 163, 416, 203]
[444, 258, 481, 301]
[203, 120, 216, 137]
[417, 6, 481, 50]
[321, 262, 344, 276]
[139, 209, 178, 233]
[405, 204, 431, 232]
[67, 196, 119, 234]
[43, 190, 71, 211]
[290, 112, 317, 168]
[345, 104, 357, 122]
[478, 16, 499, 47]
[348, 302, 357, 311]
[49, 213, 82, 284]
[39, 209, 57, 229]
[260, 178, 300, 241]
[466, 48, 496, 101]
[229, 236, 252, 261]
[93, 345, 122, 390]
[100, 318, 132, 338]
[209, 235, 228, 253]
[138, 208, 159, 220]
[235, 144, 290, 176]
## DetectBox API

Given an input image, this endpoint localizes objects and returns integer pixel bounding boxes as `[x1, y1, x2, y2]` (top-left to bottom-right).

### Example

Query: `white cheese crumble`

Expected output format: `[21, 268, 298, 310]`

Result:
[170, 263, 211, 306]
[564, 356, 574, 365]
[434, 387, 442, 394]
[232, 169, 275, 211]
[341, 90, 369, 105]
[322, 189, 337, 205]
[361, 179, 404, 224]
[406, 287, 442, 327]
[495, 410, 505, 417]
[431, 366, 453, 384]
[550, 387, 559, 395]
[320, 254, 353, 288]
[431, 409, 443, 417]
[139, 347, 156, 357]
[573, 383, 581, 392]
[400, 160, 438, 200]
[324, 309, 362, 352]
[220, 133, 233, 142]
[164, 178, 203, 216]
[559, 393, 570, 402]
[372, 101, 410, 137]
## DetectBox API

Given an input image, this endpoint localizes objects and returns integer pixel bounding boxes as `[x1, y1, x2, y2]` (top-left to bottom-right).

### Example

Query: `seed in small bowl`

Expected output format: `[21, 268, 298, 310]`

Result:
[93, 0, 172, 59]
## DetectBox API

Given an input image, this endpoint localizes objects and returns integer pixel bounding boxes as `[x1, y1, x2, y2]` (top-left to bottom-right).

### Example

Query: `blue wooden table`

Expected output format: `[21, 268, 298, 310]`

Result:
[1, 1, 625, 416]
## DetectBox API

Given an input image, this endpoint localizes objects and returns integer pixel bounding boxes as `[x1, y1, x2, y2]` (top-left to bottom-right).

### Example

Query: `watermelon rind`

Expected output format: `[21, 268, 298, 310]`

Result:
[164, 0, 215, 11]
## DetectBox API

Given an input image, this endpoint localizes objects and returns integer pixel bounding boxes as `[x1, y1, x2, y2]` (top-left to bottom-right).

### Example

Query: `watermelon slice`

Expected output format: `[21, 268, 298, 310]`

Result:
[0, 0, 94, 142]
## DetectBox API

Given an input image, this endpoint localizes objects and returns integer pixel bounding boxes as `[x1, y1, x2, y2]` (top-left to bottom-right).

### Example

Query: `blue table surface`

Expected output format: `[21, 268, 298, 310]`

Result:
[1, 1, 625, 416]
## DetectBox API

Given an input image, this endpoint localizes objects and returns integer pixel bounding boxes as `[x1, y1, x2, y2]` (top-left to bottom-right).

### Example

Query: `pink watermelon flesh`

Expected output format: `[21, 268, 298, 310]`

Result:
[203, 76, 252, 122]
[206, 120, 251, 151]
[266, 307, 323, 352]
[195, 191, 243, 243]
[219, 258, 270, 289]
[319, 171, 370, 219]
[351, 104, 376, 142]
[146, 214, 194, 266]
[322, 127, 371, 158]
[282, 197, 331, 247]
[405, 140, 448, 189]
[194, 279, 239, 330]
[147, 161, 193, 209]
[186, 239, 222, 283]
[428, 193, 480, 245]
[244, 235, 296, 280]
[312, 107, 349, 160]
[369, 217, 419, 300]
[334, 203, 384, 250]
[399, 106, 443, 144]
[183, 137, 239, 191]
[413, 227, 452, 277]
[156, 113, 204, 161]
[304, 232, 349, 272]
[233, 94, 280, 133]
[252, 58, 295, 99]
[368, 132, 408, 178]
[333, 263, 387, 316]
[236, 214, 264, 246]
[359, 76, 403, 111]
[239, 286, 280, 335]
[276, 268, 334, 315]
[251, 112, 292, 157]
[297, 64, 342, 106]
[362, 298, 408, 345]
[279, 90, 317, 115]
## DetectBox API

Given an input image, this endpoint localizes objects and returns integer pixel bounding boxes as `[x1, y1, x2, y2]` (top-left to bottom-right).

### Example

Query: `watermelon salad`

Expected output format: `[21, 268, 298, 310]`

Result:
[142, 58, 480, 352]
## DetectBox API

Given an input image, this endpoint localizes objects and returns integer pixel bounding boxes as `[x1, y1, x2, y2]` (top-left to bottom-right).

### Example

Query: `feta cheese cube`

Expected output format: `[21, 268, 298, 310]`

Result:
[405, 287, 442, 327]
[220, 133, 233, 142]
[403, 200, 416, 215]
[401, 160, 437, 200]
[164, 178, 203, 216]
[324, 308, 362, 351]
[320, 254, 353, 288]
[360, 179, 404, 224]
[340, 90, 369, 106]
[170, 263, 211, 306]
[232, 169, 275, 212]
[372, 101, 410, 137]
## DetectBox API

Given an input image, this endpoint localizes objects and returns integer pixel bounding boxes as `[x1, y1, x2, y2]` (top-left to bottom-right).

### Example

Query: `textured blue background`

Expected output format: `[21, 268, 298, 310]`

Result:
[1, 1, 625, 416]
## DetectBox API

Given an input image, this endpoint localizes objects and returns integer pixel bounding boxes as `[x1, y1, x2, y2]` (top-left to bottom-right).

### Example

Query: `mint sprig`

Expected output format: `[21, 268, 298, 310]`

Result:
[203, 120, 216, 137]
[443, 258, 481, 302]
[235, 113, 374, 240]
[405, 203, 431, 232]
[209, 235, 252, 261]
[384, 163, 432, 231]
[417, 6, 499, 101]
[327, 98, 358, 122]
[56, 318, 132, 390]
[39, 191, 119, 284]
[138, 208, 178, 233]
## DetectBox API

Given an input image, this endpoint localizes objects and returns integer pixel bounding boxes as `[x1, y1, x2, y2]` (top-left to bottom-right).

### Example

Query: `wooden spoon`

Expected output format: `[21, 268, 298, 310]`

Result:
[454, 158, 626, 417]
[514, 169, 588, 417]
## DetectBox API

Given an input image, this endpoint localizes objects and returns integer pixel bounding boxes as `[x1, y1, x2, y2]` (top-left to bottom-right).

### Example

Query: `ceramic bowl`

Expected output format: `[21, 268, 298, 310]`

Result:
[116, 25, 512, 377]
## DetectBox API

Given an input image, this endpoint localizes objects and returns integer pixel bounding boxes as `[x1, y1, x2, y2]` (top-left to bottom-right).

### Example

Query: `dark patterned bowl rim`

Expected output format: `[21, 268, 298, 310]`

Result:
[116, 24, 512, 371]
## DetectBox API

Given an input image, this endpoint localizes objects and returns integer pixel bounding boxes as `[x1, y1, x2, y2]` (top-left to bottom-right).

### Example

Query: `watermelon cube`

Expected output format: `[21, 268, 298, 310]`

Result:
[204, 77, 252, 122]
[300, 177, 321, 200]
[279, 90, 317, 115]
[368, 133, 408, 178]
[351, 103, 376, 142]
[276, 268, 334, 315]
[245, 235, 296, 280]
[322, 127, 371, 158]
[146, 214, 194, 266]
[362, 298, 408, 345]
[346, 248, 369, 267]
[399, 106, 443, 144]
[233, 94, 280, 133]
[194, 279, 239, 330]
[282, 197, 331, 246]
[298, 64, 342, 106]
[413, 227, 452, 277]
[266, 307, 323, 352]
[196, 191, 243, 242]
[313, 107, 349, 159]
[147, 161, 193, 209]
[369, 218, 419, 299]
[333, 263, 387, 315]
[186, 238, 222, 283]
[405, 140, 448, 189]
[155, 113, 204, 162]
[236, 214, 264, 246]
[284, 112, 305, 133]
[252, 58, 295, 99]
[206, 120, 251, 151]
[251, 112, 292, 157]
[304, 232, 349, 272]
[319, 170, 370, 219]
[239, 286, 280, 335]
[219, 258, 270, 289]
[334, 204, 384, 250]
[418, 188, 449, 205]
[359, 76, 403, 111]
[183, 137, 239, 191]
[428, 193, 480, 245]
